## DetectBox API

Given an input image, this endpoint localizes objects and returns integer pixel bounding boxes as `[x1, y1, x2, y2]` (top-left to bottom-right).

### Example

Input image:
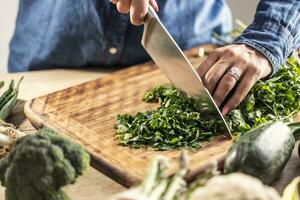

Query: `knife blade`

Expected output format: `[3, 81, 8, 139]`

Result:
[141, 6, 232, 137]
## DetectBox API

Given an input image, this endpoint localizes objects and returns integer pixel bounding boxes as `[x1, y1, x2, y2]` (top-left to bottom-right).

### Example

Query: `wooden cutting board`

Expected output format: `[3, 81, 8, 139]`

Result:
[24, 46, 233, 187]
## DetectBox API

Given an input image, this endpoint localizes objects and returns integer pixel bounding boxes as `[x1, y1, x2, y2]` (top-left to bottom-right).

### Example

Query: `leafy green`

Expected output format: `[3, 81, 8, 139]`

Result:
[227, 57, 300, 137]
[115, 56, 300, 150]
[115, 85, 218, 150]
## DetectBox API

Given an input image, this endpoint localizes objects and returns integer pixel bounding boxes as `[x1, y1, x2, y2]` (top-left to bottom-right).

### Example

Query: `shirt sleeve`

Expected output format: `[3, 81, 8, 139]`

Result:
[233, 0, 300, 75]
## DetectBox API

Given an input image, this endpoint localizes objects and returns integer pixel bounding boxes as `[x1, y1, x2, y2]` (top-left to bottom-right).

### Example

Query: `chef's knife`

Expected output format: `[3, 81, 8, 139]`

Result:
[141, 6, 232, 137]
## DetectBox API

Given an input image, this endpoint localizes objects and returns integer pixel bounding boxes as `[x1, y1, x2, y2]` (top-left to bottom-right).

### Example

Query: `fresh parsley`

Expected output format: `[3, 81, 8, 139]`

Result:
[115, 57, 300, 150]
[115, 85, 218, 150]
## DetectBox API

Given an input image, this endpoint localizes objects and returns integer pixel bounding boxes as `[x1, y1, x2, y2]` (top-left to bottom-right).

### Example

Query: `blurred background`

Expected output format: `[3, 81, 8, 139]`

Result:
[0, 0, 259, 73]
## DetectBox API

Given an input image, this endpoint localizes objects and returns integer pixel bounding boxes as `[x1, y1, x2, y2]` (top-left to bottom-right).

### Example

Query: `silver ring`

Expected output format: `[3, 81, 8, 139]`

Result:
[109, 0, 118, 4]
[226, 67, 241, 82]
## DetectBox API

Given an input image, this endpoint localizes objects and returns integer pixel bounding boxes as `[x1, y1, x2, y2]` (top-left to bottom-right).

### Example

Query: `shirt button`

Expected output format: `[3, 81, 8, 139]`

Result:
[109, 47, 118, 55]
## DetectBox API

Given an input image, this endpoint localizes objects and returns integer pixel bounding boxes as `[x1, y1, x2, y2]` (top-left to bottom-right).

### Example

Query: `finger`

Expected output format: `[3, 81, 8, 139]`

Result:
[197, 49, 221, 80]
[130, 0, 149, 25]
[202, 60, 231, 94]
[117, 0, 131, 14]
[222, 70, 257, 115]
[213, 73, 238, 107]
[149, 0, 159, 11]
[109, 0, 118, 4]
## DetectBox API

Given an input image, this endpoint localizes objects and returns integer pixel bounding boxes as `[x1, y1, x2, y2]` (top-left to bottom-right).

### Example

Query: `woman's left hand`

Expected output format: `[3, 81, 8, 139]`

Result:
[197, 44, 272, 115]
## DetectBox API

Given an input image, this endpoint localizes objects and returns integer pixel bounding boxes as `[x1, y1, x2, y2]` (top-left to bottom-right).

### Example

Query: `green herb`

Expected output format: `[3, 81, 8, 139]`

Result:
[227, 57, 300, 137]
[115, 56, 300, 149]
[115, 85, 218, 150]
[214, 20, 300, 137]
[0, 77, 23, 120]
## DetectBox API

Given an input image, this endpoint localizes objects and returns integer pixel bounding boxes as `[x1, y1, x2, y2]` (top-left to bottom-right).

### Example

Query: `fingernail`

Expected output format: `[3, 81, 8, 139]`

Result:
[222, 106, 229, 116]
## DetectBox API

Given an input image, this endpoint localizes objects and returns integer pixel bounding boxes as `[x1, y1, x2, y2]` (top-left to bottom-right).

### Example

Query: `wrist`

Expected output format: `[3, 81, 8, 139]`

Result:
[233, 21, 293, 76]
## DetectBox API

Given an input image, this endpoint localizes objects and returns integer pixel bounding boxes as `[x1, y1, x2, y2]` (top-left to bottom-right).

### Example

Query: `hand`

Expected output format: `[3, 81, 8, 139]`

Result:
[197, 44, 272, 115]
[109, 0, 159, 26]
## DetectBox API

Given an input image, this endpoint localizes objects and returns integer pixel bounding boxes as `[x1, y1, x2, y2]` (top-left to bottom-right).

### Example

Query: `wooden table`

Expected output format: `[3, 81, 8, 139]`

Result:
[0, 63, 299, 199]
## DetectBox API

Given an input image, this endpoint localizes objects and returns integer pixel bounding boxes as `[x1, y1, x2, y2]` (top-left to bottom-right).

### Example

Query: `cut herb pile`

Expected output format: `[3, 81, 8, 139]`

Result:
[115, 57, 300, 150]
[115, 86, 218, 150]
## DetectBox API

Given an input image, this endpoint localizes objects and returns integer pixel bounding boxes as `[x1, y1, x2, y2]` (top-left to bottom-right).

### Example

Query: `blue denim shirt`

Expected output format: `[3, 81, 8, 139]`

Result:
[234, 0, 300, 75]
[8, 0, 300, 74]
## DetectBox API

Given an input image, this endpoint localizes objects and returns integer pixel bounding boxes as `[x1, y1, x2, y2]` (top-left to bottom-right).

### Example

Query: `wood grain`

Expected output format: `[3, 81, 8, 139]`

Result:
[24, 48, 232, 187]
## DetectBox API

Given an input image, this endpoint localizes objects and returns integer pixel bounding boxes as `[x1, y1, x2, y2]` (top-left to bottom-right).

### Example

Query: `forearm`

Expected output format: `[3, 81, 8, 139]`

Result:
[233, 0, 300, 74]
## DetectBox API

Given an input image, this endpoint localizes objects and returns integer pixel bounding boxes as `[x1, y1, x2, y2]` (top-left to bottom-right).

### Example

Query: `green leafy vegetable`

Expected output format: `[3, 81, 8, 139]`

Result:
[227, 57, 300, 137]
[115, 85, 218, 150]
[115, 56, 300, 150]
[0, 77, 23, 120]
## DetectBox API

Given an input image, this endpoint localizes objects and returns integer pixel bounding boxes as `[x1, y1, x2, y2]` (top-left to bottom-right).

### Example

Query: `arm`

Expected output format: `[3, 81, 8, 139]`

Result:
[234, 0, 300, 74]
[197, 0, 300, 115]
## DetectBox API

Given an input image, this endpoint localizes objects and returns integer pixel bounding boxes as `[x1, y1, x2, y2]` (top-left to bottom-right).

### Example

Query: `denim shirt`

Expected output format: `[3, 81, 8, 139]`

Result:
[234, 0, 300, 75]
[8, 0, 232, 72]
[8, 0, 300, 73]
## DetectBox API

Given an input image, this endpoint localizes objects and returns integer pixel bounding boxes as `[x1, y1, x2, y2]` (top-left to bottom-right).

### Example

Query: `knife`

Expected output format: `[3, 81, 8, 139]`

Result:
[141, 6, 232, 138]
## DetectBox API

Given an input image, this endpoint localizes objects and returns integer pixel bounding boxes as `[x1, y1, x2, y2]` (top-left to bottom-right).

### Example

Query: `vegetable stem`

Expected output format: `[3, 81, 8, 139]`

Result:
[148, 179, 168, 200]
[287, 121, 300, 140]
[139, 156, 167, 195]
[162, 152, 188, 200]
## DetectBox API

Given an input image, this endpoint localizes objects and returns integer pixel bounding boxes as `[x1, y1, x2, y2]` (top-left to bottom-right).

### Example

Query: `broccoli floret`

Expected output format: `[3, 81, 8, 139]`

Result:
[0, 127, 90, 200]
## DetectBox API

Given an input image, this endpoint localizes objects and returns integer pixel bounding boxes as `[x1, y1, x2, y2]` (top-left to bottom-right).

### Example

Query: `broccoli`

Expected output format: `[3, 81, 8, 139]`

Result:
[0, 127, 90, 200]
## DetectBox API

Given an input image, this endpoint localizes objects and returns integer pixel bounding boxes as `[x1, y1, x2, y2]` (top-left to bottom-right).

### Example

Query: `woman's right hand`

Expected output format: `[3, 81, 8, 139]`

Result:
[109, 0, 159, 25]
